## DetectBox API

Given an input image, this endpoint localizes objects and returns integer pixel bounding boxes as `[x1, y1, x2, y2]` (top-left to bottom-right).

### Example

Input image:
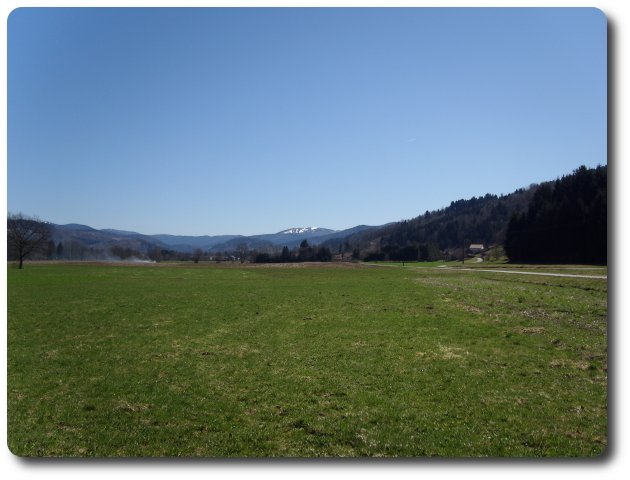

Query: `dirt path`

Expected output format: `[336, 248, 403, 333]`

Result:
[432, 266, 607, 279]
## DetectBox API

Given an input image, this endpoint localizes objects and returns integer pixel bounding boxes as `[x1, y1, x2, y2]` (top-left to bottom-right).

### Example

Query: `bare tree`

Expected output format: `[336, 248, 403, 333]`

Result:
[235, 243, 248, 263]
[68, 239, 89, 260]
[259, 244, 280, 255]
[192, 248, 204, 263]
[148, 247, 163, 263]
[7, 213, 52, 269]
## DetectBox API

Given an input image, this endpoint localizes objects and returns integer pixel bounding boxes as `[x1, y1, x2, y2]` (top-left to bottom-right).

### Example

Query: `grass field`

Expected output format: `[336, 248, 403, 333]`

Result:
[7, 262, 607, 457]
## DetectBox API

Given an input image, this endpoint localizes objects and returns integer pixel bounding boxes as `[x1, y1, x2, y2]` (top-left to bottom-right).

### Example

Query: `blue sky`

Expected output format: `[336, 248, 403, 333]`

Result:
[7, 7, 607, 236]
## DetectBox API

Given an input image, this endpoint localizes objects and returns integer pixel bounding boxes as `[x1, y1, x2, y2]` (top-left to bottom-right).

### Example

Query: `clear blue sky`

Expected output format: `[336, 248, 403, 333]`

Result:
[7, 7, 607, 236]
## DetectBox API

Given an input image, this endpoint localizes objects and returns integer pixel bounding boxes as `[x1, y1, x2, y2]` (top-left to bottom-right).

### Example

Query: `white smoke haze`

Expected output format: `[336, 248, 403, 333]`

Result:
[45, 239, 160, 263]
[128, 256, 156, 263]
[100, 250, 155, 263]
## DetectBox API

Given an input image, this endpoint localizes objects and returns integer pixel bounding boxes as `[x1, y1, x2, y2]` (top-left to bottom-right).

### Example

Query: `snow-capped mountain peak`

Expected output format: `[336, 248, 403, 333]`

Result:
[278, 227, 325, 235]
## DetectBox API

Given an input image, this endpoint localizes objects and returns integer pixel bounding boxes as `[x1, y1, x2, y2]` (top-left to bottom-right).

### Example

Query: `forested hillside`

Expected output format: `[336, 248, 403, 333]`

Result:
[320, 182, 542, 258]
[504, 165, 606, 264]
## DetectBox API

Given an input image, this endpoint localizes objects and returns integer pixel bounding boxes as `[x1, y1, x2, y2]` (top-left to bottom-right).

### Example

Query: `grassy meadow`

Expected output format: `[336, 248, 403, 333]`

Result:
[7, 262, 607, 457]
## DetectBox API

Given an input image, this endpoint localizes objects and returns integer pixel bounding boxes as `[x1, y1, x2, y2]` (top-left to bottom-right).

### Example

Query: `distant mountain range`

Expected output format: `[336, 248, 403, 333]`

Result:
[44, 177, 544, 257]
[44, 165, 600, 259]
[48, 223, 388, 254]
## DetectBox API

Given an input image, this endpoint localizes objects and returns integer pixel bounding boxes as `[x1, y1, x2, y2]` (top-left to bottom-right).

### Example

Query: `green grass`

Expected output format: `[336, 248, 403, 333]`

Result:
[7, 263, 607, 457]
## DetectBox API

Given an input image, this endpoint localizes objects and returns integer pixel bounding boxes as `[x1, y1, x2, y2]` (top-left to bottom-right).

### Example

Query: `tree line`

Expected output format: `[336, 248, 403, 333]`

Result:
[363, 242, 443, 262]
[504, 165, 607, 264]
[252, 240, 334, 263]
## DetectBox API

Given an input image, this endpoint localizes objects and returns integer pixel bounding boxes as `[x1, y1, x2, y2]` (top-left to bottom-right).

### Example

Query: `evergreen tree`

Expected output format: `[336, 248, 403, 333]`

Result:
[255, 253, 272, 263]
[280, 246, 292, 263]
[504, 165, 606, 264]
[298, 240, 313, 262]
[56, 242, 64, 260]
[45, 240, 56, 259]
[314, 247, 333, 262]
